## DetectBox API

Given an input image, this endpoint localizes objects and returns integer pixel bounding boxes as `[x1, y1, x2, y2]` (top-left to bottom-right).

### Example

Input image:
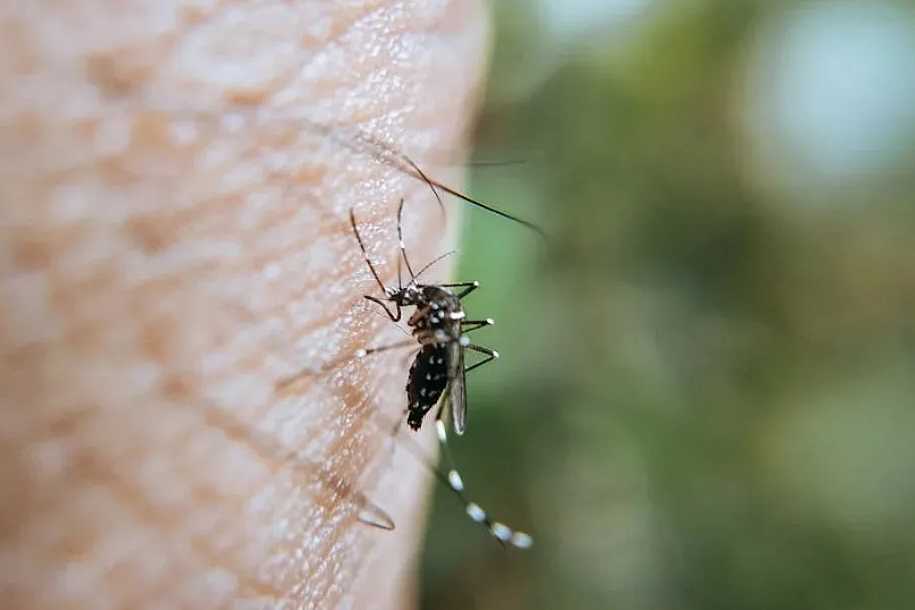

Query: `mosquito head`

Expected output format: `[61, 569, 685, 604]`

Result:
[386, 284, 420, 307]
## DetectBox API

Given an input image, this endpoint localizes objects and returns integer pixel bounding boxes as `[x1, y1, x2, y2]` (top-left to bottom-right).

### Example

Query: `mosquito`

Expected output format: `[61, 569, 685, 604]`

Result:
[350, 199, 533, 549]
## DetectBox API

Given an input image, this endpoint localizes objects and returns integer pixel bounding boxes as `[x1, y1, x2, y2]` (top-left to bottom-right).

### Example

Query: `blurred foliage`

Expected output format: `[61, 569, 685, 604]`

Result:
[419, 1, 915, 610]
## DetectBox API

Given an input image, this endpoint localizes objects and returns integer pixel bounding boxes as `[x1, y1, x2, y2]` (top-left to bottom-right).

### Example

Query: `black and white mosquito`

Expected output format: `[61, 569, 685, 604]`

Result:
[350, 199, 533, 550]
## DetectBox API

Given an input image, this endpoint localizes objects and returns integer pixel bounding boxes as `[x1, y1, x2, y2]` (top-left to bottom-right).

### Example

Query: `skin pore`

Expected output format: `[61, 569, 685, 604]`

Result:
[0, 2, 489, 609]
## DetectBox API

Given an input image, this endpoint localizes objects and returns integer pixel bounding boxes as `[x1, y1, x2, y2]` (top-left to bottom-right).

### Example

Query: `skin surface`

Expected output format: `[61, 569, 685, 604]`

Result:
[0, 2, 489, 609]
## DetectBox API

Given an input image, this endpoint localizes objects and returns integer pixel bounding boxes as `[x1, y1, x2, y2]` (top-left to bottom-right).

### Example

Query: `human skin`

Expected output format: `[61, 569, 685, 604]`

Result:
[0, 2, 489, 609]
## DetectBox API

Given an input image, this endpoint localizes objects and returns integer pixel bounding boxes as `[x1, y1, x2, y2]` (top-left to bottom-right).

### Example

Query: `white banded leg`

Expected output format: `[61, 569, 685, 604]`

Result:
[434, 418, 533, 549]
[464, 343, 499, 374]
[439, 280, 480, 299]
[460, 318, 495, 334]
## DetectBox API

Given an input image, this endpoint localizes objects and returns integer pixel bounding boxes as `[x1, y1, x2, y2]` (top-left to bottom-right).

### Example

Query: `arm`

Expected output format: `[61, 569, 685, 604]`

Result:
[0, 2, 490, 608]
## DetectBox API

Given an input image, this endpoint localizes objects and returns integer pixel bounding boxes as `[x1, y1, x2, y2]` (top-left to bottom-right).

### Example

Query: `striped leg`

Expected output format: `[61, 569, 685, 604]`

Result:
[433, 417, 533, 549]
[460, 318, 494, 334]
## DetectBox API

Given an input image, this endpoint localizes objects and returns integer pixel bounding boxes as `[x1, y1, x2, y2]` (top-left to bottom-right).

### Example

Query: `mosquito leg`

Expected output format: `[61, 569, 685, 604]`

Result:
[460, 318, 494, 334]
[350, 208, 391, 295]
[463, 343, 499, 373]
[364, 295, 401, 322]
[356, 328, 446, 359]
[352, 338, 531, 548]
[438, 280, 479, 299]
[360, 385, 532, 548]
[432, 417, 533, 549]
[355, 338, 418, 359]
[399, 345, 419, 368]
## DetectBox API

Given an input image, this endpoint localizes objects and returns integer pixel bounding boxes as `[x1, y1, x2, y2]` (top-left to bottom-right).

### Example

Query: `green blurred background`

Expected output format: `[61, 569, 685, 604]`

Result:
[420, 1, 915, 609]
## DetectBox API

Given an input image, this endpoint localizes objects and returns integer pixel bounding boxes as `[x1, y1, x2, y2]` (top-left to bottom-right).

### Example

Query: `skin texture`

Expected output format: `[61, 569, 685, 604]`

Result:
[0, 2, 489, 609]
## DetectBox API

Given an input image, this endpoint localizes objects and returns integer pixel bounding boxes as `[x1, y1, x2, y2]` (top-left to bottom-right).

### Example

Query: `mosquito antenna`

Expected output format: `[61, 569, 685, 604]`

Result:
[349, 209, 389, 294]
[396, 198, 417, 281]
[413, 250, 456, 283]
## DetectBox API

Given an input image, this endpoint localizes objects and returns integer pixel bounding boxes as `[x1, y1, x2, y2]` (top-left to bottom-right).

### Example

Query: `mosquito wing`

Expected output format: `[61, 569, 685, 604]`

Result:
[445, 340, 467, 435]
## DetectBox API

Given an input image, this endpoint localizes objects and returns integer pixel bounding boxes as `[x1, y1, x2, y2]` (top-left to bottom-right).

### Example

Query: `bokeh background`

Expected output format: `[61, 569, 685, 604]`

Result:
[420, 2, 915, 609]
